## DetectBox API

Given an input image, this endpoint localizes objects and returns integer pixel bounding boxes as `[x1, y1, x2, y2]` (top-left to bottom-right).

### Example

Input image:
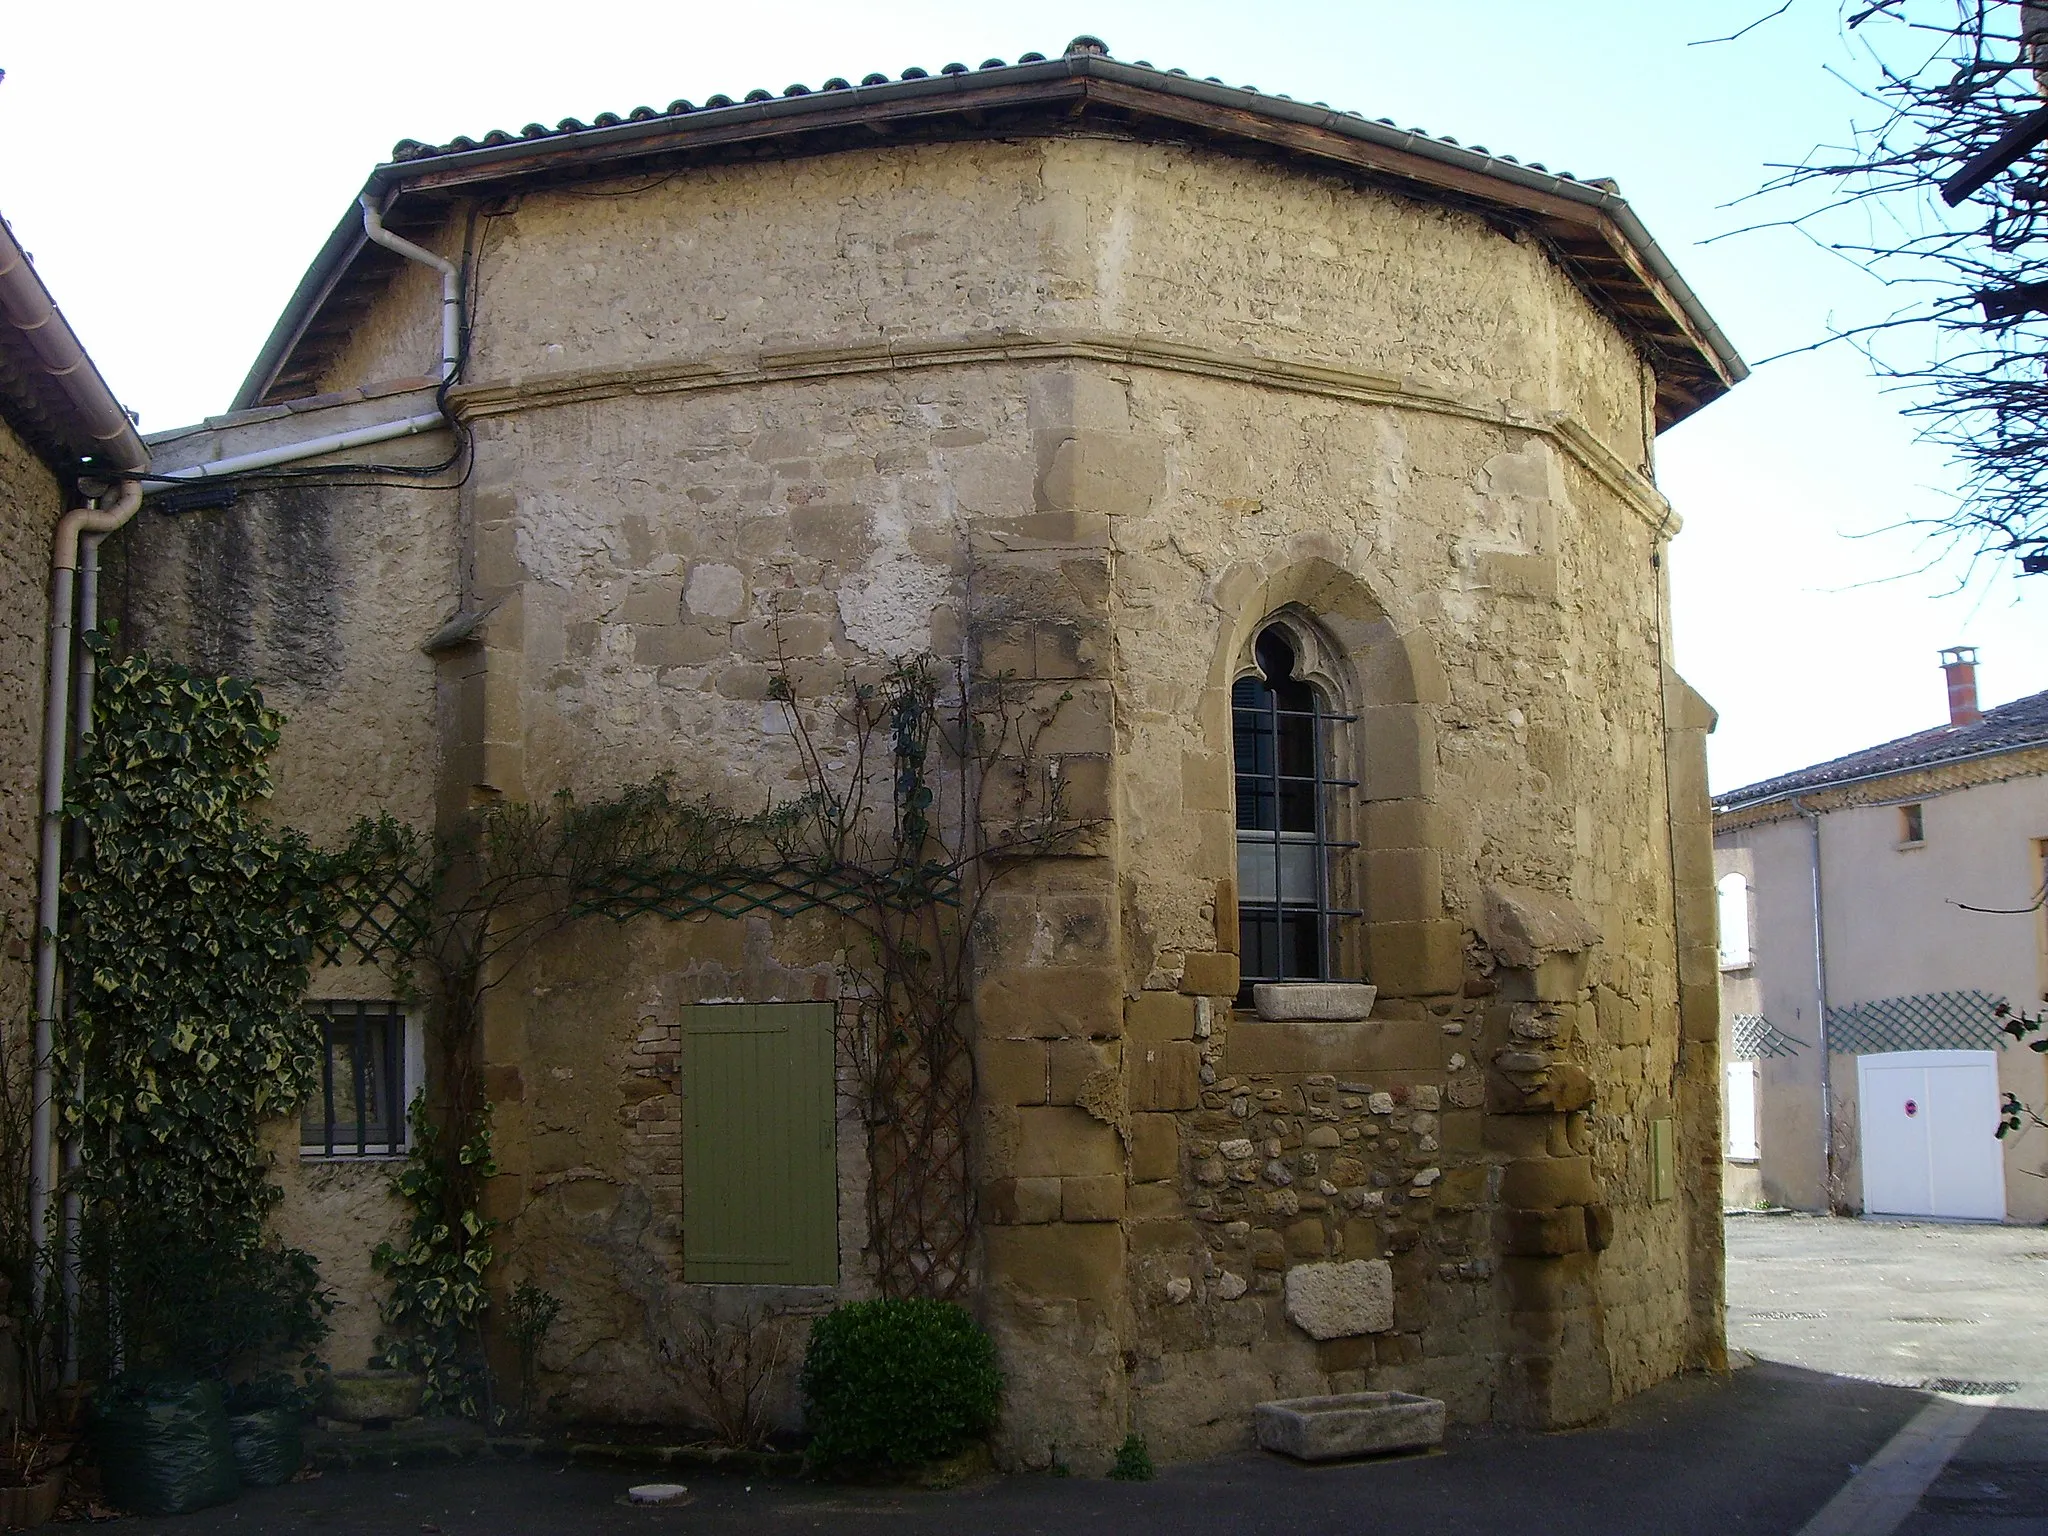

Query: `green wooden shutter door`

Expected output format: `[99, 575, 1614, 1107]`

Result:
[681, 1002, 838, 1284]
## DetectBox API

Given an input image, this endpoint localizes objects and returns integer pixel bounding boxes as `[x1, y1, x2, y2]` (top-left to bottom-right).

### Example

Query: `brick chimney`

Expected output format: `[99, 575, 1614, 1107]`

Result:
[1941, 646, 1981, 726]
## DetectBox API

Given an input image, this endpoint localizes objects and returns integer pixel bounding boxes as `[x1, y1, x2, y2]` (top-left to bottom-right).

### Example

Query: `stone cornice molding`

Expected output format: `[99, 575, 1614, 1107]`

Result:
[446, 329, 1680, 537]
[1713, 744, 2048, 834]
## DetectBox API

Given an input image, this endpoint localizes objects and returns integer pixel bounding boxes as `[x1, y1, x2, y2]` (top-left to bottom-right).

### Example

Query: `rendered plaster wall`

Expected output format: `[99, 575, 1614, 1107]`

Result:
[1719, 775, 2048, 1223]
[440, 373, 1026, 1424]
[0, 420, 57, 1051]
[131, 131, 1714, 1457]
[323, 135, 1657, 473]
[1718, 817, 1832, 1212]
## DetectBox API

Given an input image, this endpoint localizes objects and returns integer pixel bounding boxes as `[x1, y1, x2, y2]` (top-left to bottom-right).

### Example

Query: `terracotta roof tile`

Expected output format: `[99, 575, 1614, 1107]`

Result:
[1713, 687, 2048, 810]
[385, 41, 1600, 186]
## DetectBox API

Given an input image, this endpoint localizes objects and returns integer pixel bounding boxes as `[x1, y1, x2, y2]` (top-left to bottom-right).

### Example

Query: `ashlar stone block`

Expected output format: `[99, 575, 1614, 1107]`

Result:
[1126, 990, 1195, 1044]
[1130, 1113, 1180, 1183]
[1179, 951, 1240, 998]
[1130, 1040, 1200, 1111]
[1282, 1259, 1394, 1340]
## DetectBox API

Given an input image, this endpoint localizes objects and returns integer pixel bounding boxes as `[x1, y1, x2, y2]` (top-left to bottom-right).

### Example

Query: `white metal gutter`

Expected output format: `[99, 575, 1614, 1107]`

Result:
[0, 214, 148, 476]
[29, 480, 142, 1317]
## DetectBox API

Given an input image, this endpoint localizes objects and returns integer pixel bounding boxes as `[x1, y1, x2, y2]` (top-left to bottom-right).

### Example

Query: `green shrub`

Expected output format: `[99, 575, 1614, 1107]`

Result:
[800, 1299, 999, 1472]
[1109, 1432, 1154, 1481]
[84, 1208, 331, 1389]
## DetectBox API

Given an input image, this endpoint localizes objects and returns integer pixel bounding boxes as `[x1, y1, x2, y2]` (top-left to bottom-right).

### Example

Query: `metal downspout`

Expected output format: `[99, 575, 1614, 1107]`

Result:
[57, 534, 101, 1384]
[359, 195, 459, 383]
[140, 197, 459, 498]
[1793, 795, 1837, 1209]
[29, 481, 142, 1316]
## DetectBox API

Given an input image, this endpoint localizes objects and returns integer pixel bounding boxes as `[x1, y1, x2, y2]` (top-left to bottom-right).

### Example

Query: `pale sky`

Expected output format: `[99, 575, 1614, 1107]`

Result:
[4, 1, 2040, 794]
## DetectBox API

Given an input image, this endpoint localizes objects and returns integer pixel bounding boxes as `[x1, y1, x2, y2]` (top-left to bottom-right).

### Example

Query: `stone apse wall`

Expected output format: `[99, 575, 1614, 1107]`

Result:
[118, 132, 1723, 1464]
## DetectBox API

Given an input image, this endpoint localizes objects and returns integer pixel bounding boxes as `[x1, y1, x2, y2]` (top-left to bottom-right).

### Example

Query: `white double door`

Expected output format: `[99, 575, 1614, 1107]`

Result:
[1857, 1050, 2006, 1221]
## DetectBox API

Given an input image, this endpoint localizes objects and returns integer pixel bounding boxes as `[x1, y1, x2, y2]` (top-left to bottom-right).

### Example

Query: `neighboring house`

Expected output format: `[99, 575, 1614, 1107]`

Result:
[1714, 650, 2048, 1222]
[111, 42, 1742, 1465]
[0, 209, 149, 1414]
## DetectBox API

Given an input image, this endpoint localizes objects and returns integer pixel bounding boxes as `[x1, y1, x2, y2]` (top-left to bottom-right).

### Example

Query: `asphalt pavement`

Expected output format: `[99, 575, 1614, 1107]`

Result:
[93, 1360, 1917, 1536]
[71, 1212, 2048, 1534]
[1728, 1211, 2048, 1534]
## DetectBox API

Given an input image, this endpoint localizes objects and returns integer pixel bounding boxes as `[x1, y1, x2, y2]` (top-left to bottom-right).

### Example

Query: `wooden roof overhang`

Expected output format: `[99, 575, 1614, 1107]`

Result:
[236, 54, 1745, 427]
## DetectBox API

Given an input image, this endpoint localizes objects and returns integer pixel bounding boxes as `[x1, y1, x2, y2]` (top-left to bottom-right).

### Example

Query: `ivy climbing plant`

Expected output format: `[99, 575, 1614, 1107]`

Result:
[59, 633, 337, 1376]
[371, 1095, 498, 1417]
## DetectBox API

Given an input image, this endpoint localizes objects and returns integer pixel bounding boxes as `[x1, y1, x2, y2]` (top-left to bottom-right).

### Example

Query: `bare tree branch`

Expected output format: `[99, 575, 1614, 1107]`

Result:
[1691, 2, 1799, 47]
[1748, 1, 2048, 573]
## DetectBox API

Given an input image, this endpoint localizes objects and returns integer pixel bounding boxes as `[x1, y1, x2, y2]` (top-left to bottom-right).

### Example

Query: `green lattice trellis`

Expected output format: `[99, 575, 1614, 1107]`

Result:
[1731, 1013, 1807, 1061]
[1827, 990, 2007, 1055]
[319, 859, 960, 962]
[572, 862, 960, 923]
[318, 866, 434, 964]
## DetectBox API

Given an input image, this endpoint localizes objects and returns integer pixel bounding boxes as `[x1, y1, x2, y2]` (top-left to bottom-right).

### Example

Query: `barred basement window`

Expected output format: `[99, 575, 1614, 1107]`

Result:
[301, 1001, 412, 1157]
[1232, 625, 1359, 999]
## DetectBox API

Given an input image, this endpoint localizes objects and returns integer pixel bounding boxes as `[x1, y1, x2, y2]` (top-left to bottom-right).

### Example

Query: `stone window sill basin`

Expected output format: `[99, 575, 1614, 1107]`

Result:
[1254, 1391, 1446, 1461]
[1251, 982, 1376, 1022]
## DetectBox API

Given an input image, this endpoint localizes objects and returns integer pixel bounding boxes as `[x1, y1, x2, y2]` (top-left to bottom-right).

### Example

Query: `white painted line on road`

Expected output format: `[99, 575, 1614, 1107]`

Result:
[1794, 1393, 1997, 1536]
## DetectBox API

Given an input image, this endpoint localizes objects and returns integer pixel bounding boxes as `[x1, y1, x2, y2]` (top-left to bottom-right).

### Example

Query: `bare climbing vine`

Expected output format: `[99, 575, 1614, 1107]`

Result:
[764, 660, 1089, 1298]
[333, 654, 1087, 1361]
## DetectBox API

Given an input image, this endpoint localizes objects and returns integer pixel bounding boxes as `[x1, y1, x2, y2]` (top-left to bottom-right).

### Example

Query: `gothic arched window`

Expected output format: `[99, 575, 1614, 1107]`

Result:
[1232, 624, 1358, 995]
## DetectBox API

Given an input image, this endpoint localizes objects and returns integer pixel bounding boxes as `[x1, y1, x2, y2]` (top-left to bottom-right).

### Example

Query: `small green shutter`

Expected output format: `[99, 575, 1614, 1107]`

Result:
[680, 1002, 838, 1284]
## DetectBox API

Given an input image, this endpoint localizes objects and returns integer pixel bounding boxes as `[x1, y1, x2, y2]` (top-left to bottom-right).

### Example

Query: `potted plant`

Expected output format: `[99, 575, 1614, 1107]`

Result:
[82, 1212, 332, 1516]
[0, 1423, 68, 1530]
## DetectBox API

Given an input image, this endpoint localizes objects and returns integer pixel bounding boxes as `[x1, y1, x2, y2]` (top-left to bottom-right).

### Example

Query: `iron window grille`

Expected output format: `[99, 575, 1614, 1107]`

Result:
[1233, 626, 1360, 1001]
[301, 1001, 408, 1157]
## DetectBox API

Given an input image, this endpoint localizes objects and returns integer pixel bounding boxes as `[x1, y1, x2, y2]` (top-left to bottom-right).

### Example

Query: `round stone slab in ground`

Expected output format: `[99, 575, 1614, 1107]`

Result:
[627, 1482, 691, 1505]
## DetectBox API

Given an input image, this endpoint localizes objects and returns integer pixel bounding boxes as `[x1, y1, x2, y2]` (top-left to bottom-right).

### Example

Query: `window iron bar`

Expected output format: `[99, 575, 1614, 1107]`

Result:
[353, 1001, 369, 1157]
[308, 1002, 405, 1157]
[321, 1009, 336, 1158]
[384, 1003, 402, 1152]
[1265, 706, 1361, 724]
[1231, 631, 1367, 995]
[1246, 773, 1361, 790]
[1241, 902, 1363, 918]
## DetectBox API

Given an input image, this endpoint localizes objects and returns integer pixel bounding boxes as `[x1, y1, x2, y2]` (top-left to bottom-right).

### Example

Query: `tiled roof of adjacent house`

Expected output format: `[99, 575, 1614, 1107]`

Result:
[0, 214, 149, 477]
[1713, 687, 2048, 812]
[231, 39, 1744, 425]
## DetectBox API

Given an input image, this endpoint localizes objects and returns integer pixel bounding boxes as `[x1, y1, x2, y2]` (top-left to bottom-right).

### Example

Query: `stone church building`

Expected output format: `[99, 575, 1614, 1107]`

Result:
[118, 42, 1740, 1466]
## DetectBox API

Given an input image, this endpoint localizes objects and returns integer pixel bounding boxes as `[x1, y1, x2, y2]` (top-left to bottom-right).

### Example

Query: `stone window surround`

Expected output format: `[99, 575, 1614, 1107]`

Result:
[1230, 609, 1362, 991]
[1203, 549, 1455, 1003]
